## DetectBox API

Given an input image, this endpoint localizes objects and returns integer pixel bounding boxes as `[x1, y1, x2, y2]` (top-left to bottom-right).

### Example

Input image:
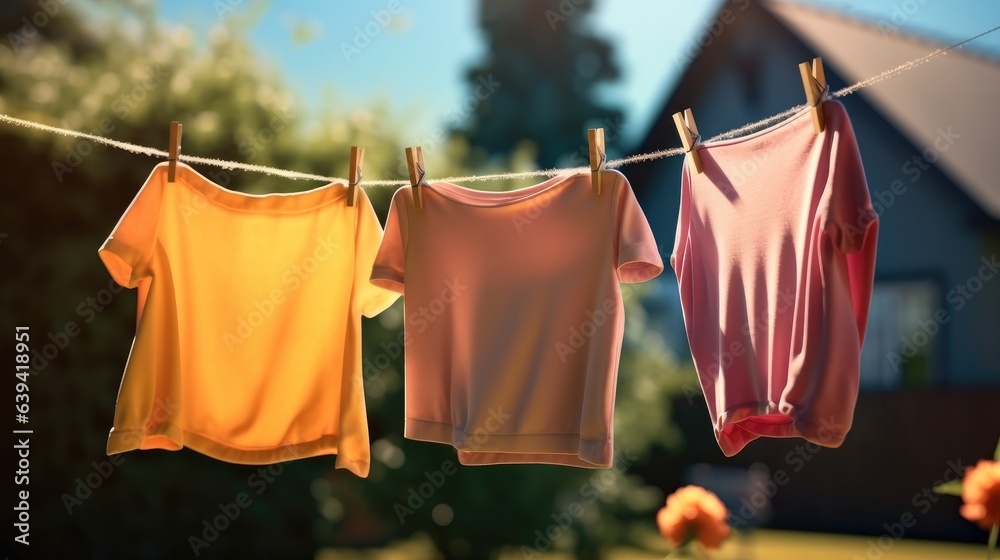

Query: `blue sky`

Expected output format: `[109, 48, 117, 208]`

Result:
[151, 0, 1000, 148]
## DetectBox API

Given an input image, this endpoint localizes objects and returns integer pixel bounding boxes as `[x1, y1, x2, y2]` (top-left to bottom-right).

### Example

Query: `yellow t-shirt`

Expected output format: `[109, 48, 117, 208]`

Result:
[99, 162, 397, 477]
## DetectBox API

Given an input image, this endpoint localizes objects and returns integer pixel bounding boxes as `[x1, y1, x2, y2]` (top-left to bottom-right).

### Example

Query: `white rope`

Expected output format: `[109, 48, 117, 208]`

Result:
[0, 113, 168, 158]
[2, 23, 997, 187]
[609, 23, 1000, 169]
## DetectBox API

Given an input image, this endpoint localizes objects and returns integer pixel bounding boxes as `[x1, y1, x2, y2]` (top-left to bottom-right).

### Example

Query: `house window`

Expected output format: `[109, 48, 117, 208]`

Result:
[859, 279, 941, 390]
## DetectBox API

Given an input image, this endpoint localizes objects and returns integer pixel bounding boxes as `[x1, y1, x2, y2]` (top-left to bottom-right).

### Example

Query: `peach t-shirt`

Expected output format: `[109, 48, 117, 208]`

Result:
[99, 162, 397, 477]
[671, 100, 878, 456]
[370, 170, 663, 468]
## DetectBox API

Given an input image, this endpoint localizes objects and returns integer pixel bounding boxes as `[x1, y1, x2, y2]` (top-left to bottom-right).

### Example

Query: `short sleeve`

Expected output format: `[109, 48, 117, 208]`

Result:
[369, 188, 407, 295]
[820, 102, 879, 342]
[670, 163, 692, 272]
[98, 165, 165, 289]
[353, 188, 401, 318]
[613, 172, 664, 283]
[825, 101, 878, 254]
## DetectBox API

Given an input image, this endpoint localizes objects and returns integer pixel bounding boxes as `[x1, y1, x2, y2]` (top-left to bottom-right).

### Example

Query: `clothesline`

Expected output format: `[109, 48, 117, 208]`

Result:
[1, 23, 998, 187]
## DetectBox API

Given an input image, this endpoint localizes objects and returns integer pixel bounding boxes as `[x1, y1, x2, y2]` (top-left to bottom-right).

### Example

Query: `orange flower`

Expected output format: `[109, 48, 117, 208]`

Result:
[960, 460, 1000, 531]
[657, 485, 731, 550]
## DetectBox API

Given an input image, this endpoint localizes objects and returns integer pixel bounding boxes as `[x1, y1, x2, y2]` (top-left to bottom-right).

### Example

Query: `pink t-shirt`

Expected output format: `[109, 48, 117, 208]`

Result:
[371, 170, 662, 468]
[671, 99, 878, 456]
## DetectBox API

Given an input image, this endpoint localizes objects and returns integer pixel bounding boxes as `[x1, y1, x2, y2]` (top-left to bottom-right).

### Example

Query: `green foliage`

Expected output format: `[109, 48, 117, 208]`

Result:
[0, 3, 411, 557]
[933, 479, 964, 497]
[1, 1, 689, 558]
[990, 524, 998, 559]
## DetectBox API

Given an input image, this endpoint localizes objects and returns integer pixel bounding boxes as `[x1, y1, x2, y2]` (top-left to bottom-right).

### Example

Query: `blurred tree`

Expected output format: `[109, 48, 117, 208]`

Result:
[0, 1, 694, 559]
[0, 1, 412, 558]
[458, 0, 624, 169]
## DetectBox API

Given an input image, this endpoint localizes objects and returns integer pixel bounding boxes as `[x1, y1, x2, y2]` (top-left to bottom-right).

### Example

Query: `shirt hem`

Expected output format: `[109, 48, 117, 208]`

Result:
[107, 423, 369, 477]
[715, 402, 848, 457]
[405, 417, 612, 468]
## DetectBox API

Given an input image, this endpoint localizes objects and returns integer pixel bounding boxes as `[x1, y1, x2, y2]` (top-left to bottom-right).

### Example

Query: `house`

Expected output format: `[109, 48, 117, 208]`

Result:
[629, 0, 1000, 541]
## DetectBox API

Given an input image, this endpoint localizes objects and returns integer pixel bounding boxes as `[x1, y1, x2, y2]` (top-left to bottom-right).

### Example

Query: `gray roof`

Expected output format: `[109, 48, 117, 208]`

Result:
[766, 0, 1000, 218]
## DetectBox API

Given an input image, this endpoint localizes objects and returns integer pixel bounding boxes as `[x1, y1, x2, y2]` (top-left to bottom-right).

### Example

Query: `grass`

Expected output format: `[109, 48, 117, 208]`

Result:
[606, 529, 989, 560]
[317, 529, 990, 560]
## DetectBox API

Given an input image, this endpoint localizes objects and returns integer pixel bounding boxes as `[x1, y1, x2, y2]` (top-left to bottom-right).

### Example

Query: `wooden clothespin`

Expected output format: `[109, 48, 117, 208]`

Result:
[167, 121, 182, 182]
[799, 57, 827, 133]
[588, 128, 606, 195]
[672, 108, 703, 174]
[405, 146, 428, 210]
[347, 146, 364, 207]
